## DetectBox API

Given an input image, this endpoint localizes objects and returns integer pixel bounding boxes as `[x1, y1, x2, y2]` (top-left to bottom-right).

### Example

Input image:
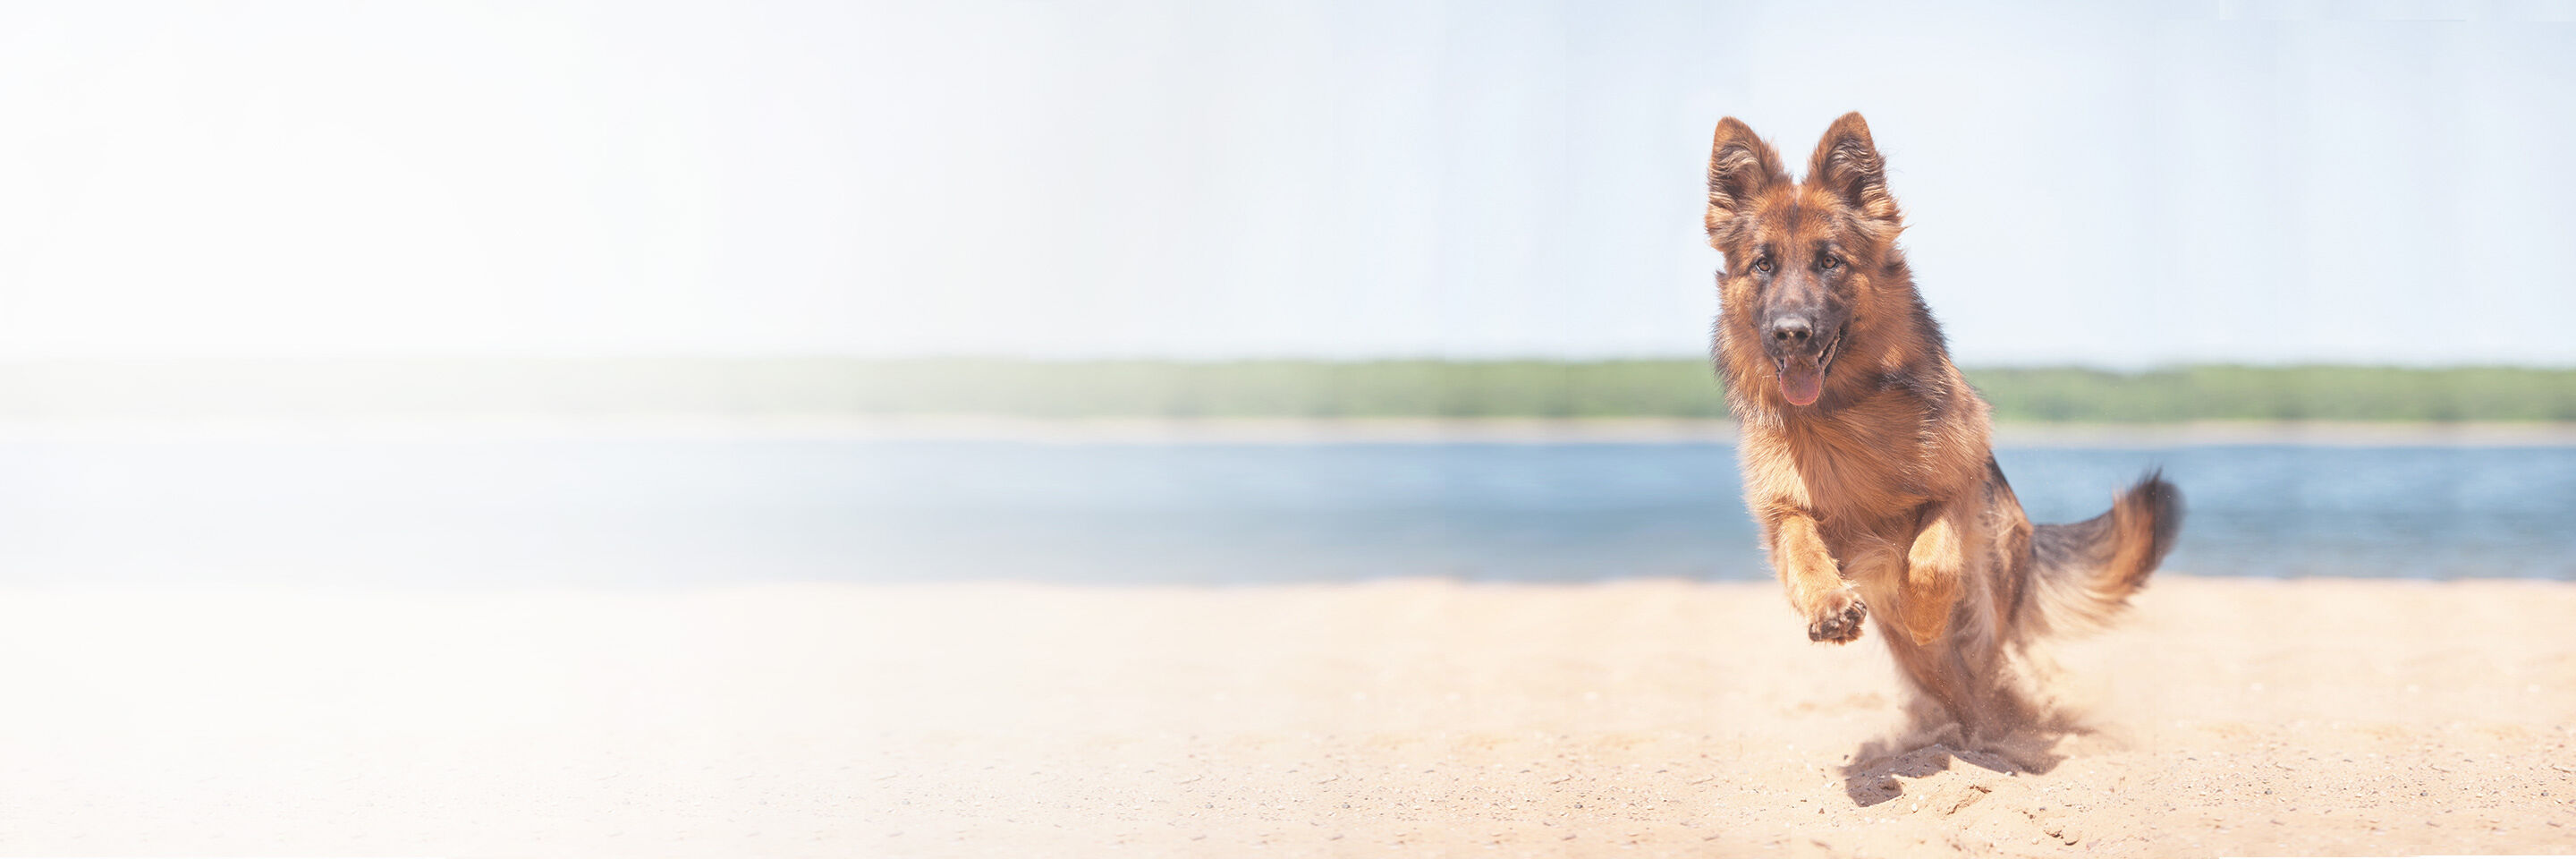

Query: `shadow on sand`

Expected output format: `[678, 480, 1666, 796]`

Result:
[1839, 698, 2091, 807]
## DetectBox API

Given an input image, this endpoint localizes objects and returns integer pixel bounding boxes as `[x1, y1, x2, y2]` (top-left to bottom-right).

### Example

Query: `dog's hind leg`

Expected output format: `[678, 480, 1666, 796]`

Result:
[1880, 628, 1980, 734]
[1881, 590, 2024, 743]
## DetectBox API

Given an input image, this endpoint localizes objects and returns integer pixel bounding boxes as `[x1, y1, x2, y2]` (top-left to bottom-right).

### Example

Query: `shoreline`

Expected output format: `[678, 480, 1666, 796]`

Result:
[0, 414, 2568, 446]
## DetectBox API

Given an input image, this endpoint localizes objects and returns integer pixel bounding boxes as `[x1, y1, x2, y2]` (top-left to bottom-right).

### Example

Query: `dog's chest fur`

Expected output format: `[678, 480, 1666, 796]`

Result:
[1739, 365, 1987, 543]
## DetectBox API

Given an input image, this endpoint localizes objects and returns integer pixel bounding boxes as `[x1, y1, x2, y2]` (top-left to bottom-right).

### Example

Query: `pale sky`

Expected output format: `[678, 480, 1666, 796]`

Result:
[0, 1, 2568, 365]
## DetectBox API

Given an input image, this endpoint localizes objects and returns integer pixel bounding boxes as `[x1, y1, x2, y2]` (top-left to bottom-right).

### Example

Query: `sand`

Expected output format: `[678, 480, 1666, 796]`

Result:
[0, 577, 2566, 856]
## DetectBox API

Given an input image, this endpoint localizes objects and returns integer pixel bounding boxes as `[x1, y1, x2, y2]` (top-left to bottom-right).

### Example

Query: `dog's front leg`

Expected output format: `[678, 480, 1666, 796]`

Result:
[1899, 506, 1970, 646]
[1760, 503, 1864, 643]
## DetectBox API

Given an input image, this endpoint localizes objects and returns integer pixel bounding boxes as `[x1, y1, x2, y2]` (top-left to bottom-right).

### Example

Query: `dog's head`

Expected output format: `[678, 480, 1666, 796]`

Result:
[1705, 112, 1906, 409]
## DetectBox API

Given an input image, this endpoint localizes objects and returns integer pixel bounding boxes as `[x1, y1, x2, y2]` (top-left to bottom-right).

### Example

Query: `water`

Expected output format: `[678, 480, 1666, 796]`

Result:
[0, 438, 2563, 586]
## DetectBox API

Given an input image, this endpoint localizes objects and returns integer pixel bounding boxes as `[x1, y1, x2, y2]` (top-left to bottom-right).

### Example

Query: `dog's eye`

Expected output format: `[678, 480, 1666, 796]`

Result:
[1820, 256, 1841, 270]
[1753, 258, 1773, 274]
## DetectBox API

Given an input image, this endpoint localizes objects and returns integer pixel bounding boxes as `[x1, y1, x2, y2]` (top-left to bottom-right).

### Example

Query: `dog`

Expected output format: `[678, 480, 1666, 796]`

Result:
[1704, 112, 2182, 738]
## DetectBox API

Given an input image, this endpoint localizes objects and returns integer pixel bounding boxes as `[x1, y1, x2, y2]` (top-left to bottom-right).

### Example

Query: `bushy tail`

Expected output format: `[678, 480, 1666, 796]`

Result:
[2018, 471, 2183, 639]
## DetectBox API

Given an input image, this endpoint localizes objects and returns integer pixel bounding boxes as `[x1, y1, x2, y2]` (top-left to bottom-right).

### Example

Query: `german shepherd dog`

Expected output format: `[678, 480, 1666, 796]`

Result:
[1705, 113, 2182, 739]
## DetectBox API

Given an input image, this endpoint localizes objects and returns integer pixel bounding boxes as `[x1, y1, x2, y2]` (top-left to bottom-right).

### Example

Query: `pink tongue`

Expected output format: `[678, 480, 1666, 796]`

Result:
[1780, 364, 1823, 406]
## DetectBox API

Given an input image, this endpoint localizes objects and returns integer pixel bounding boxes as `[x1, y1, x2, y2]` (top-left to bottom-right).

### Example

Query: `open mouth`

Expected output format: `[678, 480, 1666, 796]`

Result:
[1772, 331, 1843, 407]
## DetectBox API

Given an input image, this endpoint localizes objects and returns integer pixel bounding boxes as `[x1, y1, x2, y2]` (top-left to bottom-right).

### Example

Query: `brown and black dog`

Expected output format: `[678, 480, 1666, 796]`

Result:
[1705, 112, 2182, 738]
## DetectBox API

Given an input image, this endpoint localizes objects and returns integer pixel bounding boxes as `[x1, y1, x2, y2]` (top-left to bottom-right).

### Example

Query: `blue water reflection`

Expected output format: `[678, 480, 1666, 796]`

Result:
[0, 439, 2561, 586]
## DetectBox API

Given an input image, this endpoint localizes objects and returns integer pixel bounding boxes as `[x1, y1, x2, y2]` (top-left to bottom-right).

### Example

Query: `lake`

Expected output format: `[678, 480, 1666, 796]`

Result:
[0, 438, 2564, 586]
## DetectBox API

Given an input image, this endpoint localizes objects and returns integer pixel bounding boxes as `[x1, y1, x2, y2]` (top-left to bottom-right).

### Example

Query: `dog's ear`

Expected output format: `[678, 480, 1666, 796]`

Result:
[1807, 111, 1901, 227]
[1706, 117, 1784, 237]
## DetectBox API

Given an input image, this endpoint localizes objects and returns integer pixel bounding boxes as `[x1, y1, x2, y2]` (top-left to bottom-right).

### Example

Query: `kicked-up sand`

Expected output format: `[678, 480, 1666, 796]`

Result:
[0, 576, 2565, 856]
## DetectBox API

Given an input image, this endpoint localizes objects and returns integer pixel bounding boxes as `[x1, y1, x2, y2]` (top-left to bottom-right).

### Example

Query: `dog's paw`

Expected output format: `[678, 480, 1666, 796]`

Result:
[1807, 589, 1868, 643]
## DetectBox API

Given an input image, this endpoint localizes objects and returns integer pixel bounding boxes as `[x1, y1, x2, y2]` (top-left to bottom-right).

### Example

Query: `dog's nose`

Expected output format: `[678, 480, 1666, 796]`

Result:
[1767, 316, 1812, 345]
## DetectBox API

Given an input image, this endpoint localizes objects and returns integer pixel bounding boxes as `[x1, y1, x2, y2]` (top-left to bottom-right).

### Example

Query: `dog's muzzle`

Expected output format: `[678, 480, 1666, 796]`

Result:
[1764, 314, 1840, 407]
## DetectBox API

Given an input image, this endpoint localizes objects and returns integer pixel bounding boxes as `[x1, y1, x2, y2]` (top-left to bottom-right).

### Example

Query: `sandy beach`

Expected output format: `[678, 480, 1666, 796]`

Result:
[0, 576, 2566, 856]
